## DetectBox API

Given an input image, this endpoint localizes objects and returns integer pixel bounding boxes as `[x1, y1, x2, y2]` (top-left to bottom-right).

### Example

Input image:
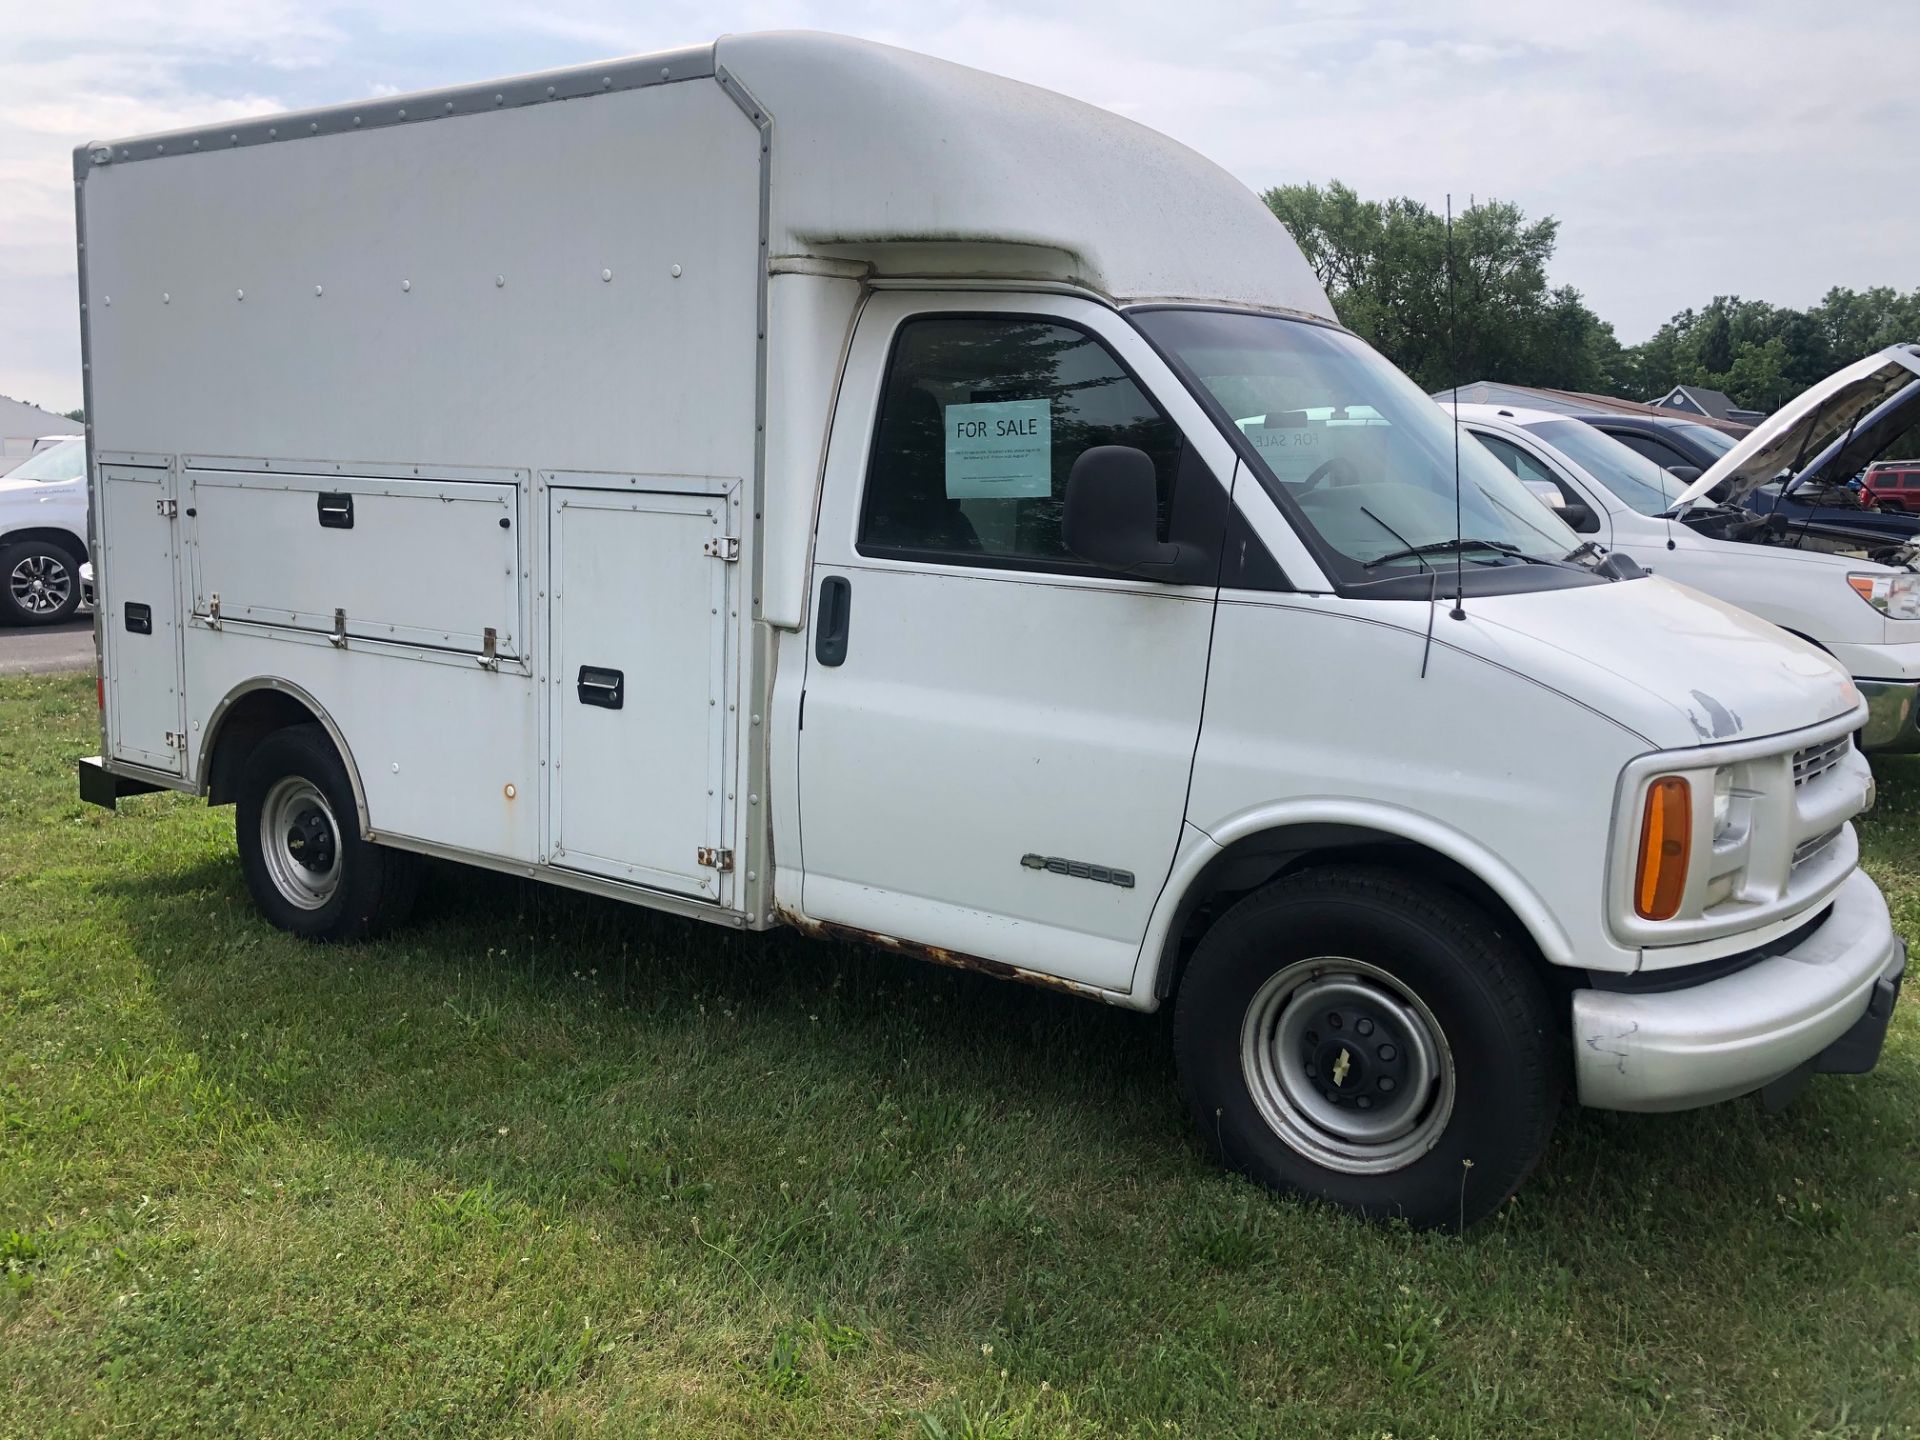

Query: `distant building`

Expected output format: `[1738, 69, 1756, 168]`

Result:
[0, 395, 83, 474]
[1651, 384, 1766, 426]
[1432, 380, 1752, 435]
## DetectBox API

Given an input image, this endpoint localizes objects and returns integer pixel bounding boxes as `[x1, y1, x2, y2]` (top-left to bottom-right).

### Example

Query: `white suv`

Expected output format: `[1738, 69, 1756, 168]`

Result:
[0, 435, 88, 625]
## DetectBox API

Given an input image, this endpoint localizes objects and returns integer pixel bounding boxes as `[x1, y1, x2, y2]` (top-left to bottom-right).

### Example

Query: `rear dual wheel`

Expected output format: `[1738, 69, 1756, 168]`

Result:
[235, 724, 418, 942]
[1174, 866, 1560, 1230]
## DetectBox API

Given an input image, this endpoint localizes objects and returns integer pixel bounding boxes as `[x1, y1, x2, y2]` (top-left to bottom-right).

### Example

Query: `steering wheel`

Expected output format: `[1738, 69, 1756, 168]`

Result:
[1299, 455, 1360, 492]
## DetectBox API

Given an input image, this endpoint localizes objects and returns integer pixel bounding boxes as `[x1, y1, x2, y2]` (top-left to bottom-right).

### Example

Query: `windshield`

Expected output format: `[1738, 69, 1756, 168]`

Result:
[1132, 310, 1578, 582]
[1668, 421, 1736, 457]
[1521, 420, 1684, 516]
[7, 438, 84, 484]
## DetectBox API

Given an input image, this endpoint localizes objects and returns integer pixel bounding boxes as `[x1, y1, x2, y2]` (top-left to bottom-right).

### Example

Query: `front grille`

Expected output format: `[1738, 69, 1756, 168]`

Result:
[1792, 826, 1842, 869]
[1792, 735, 1851, 787]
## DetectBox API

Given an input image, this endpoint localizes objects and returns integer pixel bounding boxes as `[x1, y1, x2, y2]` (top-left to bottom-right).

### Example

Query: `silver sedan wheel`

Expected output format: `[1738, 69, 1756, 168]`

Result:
[1240, 956, 1455, 1175]
[8, 551, 73, 615]
[258, 776, 342, 910]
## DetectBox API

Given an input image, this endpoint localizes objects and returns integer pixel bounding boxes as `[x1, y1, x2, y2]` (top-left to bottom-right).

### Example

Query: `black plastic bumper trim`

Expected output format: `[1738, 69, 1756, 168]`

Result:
[1587, 905, 1835, 995]
[1816, 939, 1906, 1075]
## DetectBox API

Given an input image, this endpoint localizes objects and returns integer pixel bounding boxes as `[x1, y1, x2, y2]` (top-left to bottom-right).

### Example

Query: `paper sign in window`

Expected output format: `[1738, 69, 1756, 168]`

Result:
[944, 400, 1052, 500]
[1241, 416, 1334, 487]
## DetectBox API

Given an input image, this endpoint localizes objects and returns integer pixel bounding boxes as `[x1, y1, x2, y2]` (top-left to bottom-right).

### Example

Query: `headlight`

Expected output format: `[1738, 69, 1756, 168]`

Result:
[1848, 571, 1920, 619]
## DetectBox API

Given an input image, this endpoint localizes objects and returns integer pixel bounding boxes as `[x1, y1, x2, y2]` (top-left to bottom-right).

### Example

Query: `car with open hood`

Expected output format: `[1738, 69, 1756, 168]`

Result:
[1736, 378, 1920, 543]
[1456, 343, 1920, 752]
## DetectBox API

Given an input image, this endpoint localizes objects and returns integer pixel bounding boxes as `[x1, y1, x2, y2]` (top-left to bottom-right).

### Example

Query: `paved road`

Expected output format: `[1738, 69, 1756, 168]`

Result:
[0, 617, 94, 677]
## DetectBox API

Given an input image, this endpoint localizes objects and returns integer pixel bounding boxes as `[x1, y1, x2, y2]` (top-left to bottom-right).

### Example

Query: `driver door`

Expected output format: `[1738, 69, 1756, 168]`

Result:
[794, 294, 1229, 993]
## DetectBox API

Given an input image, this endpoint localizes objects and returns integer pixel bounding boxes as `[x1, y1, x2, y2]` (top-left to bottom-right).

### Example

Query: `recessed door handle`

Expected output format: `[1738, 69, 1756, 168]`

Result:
[576, 666, 624, 709]
[317, 492, 354, 529]
[815, 575, 851, 667]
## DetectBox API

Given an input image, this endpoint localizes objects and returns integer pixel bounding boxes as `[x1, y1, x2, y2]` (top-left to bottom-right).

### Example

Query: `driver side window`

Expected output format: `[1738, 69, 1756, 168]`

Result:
[857, 316, 1182, 571]
[1472, 432, 1599, 534]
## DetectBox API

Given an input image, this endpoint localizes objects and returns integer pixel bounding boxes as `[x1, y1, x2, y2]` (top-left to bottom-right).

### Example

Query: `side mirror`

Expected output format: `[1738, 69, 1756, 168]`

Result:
[1664, 464, 1702, 484]
[1520, 478, 1565, 509]
[1063, 446, 1180, 574]
[1561, 502, 1599, 533]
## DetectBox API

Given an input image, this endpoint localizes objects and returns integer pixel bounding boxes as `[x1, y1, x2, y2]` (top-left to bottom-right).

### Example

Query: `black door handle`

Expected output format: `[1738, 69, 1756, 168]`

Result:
[124, 602, 152, 635]
[576, 666, 624, 709]
[317, 492, 355, 529]
[815, 575, 851, 666]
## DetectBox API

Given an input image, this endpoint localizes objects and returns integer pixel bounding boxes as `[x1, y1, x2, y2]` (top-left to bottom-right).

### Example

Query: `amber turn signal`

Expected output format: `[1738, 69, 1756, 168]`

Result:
[1634, 776, 1692, 920]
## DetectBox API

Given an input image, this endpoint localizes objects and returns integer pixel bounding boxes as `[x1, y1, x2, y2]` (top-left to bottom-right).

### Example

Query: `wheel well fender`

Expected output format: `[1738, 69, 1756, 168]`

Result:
[200, 680, 370, 835]
[1137, 803, 1576, 1003]
[0, 526, 88, 563]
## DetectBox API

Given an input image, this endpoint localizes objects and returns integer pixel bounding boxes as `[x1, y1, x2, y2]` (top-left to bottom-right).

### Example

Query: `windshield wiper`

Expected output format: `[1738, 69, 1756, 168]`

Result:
[1363, 537, 1525, 570]
[1358, 505, 1432, 572]
[1562, 539, 1605, 564]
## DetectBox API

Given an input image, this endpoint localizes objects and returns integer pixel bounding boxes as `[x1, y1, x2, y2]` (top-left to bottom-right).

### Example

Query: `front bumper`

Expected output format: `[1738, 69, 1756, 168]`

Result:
[1855, 677, 1920, 752]
[1573, 868, 1906, 1111]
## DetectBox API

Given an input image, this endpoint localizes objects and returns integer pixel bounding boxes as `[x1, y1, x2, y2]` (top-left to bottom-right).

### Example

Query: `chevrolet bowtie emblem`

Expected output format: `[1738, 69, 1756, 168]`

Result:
[1332, 1048, 1352, 1087]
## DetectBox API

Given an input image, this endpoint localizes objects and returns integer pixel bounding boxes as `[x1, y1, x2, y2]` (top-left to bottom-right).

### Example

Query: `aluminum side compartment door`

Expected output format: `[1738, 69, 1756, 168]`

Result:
[98, 462, 184, 774]
[547, 487, 732, 902]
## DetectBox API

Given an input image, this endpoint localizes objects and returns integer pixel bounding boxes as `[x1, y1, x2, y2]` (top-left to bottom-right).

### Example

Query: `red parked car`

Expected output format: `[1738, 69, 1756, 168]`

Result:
[1862, 460, 1920, 512]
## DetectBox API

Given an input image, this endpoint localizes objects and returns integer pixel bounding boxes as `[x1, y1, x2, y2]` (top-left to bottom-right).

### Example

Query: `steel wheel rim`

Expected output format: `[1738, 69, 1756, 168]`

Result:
[1240, 957, 1455, 1175]
[9, 553, 72, 615]
[259, 776, 342, 910]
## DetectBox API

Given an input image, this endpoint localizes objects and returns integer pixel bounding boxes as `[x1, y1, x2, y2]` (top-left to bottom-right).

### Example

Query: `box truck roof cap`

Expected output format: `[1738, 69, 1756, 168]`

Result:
[76, 30, 1333, 317]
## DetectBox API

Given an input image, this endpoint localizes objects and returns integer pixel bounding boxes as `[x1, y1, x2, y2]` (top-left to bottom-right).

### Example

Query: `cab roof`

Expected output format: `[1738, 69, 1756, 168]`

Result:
[1442, 401, 1568, 429]
[79, 30, 1334, 318]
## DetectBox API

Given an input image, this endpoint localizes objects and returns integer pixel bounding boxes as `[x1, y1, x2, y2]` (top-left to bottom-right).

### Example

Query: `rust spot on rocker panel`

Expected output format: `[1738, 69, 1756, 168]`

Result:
[773, 905, 1102, 1001]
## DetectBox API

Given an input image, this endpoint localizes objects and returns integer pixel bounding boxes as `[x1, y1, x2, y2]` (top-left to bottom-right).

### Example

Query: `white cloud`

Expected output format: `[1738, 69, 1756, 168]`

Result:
[2, 0, 1917, 410]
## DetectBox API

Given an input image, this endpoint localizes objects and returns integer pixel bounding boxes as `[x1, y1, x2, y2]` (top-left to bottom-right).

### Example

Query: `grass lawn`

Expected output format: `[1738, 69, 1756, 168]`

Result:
[2, 670, 1918, 1438]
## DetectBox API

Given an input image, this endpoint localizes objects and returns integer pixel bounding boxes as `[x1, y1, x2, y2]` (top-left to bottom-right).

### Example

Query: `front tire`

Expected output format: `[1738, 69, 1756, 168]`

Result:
[235, 724, 418, 942]
[1174, 866, 1559, 1230]
[0, 539, 82, 626]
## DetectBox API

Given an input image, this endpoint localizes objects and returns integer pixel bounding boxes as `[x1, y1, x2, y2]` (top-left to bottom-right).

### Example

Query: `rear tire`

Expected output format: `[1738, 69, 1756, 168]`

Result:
[1173, 865, 1559, 1230]
[235, 724, 418, 942]
[0, 539, 82, 626]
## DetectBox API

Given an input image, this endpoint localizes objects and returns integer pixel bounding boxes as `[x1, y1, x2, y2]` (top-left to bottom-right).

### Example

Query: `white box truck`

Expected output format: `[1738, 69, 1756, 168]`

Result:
[74, 32, 1904, 1227]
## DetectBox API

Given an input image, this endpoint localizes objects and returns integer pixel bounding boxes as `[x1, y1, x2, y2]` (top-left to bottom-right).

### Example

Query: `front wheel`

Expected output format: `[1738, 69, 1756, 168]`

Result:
[235, 724, 418, 942]
[0, 539, 82, 626]
[1173, 866, 1560, 1230]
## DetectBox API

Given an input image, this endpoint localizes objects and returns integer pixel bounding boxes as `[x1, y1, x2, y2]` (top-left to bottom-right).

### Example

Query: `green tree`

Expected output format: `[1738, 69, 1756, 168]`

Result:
[1266, 179, 1920, 422]
[1699, 307, 1734, 374]
[1264, 181, 1622, 394]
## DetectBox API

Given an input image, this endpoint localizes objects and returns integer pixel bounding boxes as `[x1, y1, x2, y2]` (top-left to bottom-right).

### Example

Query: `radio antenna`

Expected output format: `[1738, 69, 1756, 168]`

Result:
[1447, 193, 1465, 620]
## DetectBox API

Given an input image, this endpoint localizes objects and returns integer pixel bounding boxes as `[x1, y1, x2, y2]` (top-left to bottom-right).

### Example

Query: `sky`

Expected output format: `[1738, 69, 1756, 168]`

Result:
[3, 0, 1917, 415]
